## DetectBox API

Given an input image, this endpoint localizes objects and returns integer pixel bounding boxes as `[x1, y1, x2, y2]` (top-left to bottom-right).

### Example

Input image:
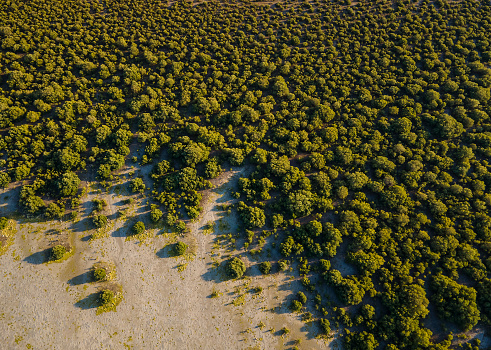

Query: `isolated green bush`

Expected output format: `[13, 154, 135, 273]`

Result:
[132, 221, 145, 235]
[99, 290, 115, 306]
[50, 245, 66, 261]
[0, 217, 8, 230]
[93, 268, 107, 282]
[93, 214, 108, 228]
[259, 261, 272, 275]
[173, 241, 187, 256]
[226, 257, 246, 279]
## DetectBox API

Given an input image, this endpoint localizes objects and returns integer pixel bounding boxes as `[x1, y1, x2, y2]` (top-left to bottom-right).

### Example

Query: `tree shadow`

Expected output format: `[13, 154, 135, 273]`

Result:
[112, 225, 128, 238]
[156, 244, 173, 258]
[201, 259, 228, 283]
[68, 271, 93, 286]
[300, 320, 321, 340]
[69, 217, 94, 233]
[23, 248, 51, 264]
[74, 292, 99, 310]
[0, 186, 20, 217]
[107, 211, 121, 221]
[81, 234, 92, 241]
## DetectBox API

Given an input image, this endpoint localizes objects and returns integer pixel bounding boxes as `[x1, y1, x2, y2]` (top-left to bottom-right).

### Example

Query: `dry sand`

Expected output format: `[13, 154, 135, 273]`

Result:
[0, 168, 332, 349]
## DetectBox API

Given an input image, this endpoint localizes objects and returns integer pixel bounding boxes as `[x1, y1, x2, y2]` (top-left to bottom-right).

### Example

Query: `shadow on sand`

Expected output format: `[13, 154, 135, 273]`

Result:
[68, 271, 93, 286]
[23, 248, 51, 265]
[75, 292, 100, 310]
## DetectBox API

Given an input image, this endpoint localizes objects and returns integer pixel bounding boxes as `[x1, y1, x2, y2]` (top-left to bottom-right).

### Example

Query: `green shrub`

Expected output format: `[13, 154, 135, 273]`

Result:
[290, 300, 303, 312]
[297, 291, 307, 304]
[320, 318, 331, 334]
[150, 207, 163, 222]
[173, 241, 188, 256]
[132, 221, 145, 235]
[259, 261, 272, 274]
[0, 217, 8, 230]
[99, 290, 115, 306]
[278, 260, 289, 271]
[175, 220, 186, 233]
[93, 214, 108, 228]
[93, 268, 107, 281]
[50, 245, 66, 261]
[226, 257, 246, 279]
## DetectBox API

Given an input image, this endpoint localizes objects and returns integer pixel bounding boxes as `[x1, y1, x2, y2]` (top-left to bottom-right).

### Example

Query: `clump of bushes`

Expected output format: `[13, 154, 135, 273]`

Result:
[319, 318, 331, 335]
[92, 199, 107, 212]
[226, 257, 246, 279]
[290, 300, 303, 312]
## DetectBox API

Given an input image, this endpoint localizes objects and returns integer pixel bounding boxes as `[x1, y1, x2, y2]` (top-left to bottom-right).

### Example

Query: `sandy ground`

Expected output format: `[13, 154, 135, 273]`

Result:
[0, 168, 331, 350]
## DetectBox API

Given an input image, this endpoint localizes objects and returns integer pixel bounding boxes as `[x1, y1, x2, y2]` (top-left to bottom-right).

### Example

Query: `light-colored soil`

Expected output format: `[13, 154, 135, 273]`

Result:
[0, 168, 330, 349]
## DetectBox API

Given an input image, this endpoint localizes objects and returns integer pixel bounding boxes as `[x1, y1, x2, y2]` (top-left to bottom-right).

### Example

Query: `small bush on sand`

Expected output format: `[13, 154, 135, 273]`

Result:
[99, 290, 115, 306]
[173, 241, 187, 256]
[132, 221, 145, 235]
[93, 268, 107, 282]
[93, 214, 108, 228]
[259, 261, 272, 274]
[290, 300, 303, 312]
[50, 245, 66, 261]
[226, 257, 246, 279]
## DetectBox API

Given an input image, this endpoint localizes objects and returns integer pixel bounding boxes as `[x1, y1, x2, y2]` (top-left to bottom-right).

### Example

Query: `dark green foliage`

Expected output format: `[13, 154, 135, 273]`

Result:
[319, 319, 331, 335]
[204, 158, 222, 179]
[226, 257, 246, 279]
[150, 207, 163, 223]
[92, 199, 107, 212]
[173, 241, 187, 256]
[0, 217, 8, 230]
[344, 331, 378, 350]
[297, 291, 307, 304]
[50, 245, 66, 261]
[430, 275, 480, 331]
[131, 221, 145, 235]
[93, 268, 106, 282]
[56, 172, 80, 198]
[45, 202, 65, 219]
[93, 215, 108, 229]
[238, 202, 265, 228]
[174, 221, 186, 233]
[258, 261, 271, 275]
[99, 290, 115, 306]
[290, 300, 303, 312]
[130, 178, 145, 193]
